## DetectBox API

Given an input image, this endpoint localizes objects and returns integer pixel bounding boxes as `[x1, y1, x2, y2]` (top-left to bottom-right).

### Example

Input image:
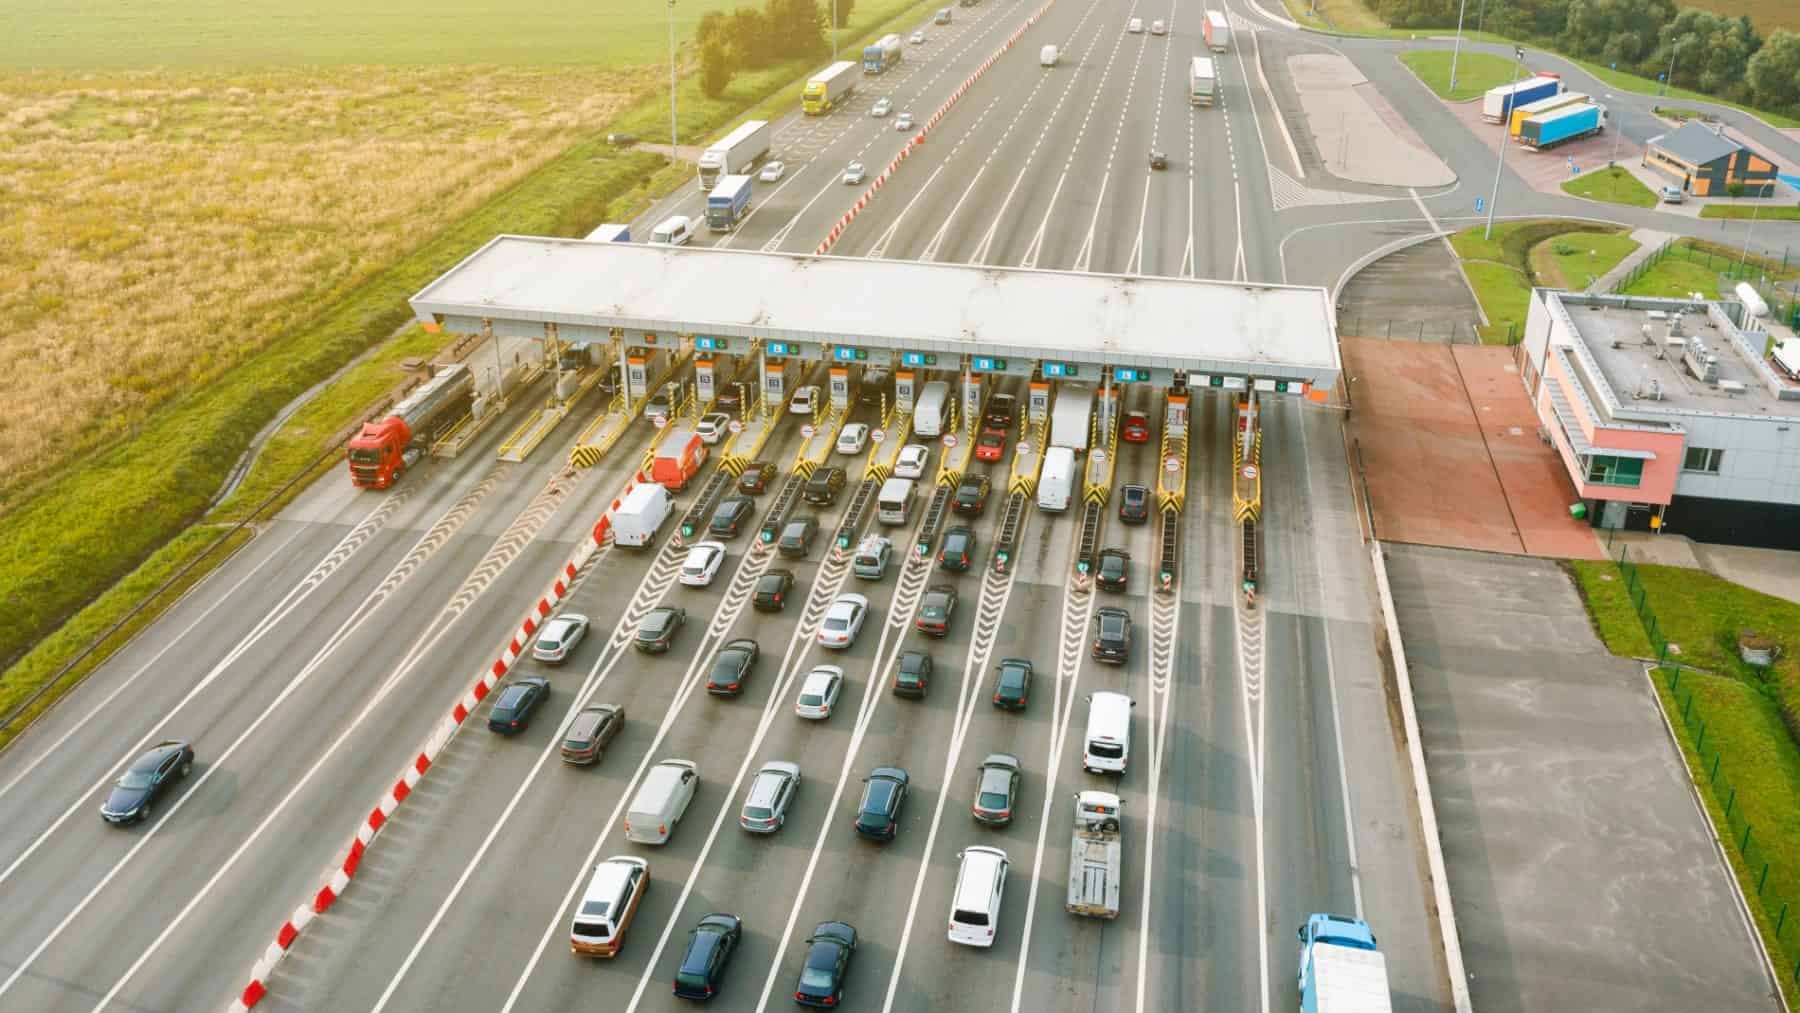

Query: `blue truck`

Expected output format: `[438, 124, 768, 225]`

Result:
[705, 174, 753, 232]
[1519, 101, 1607, 150]
[1296, 913, 1392, 1013]
[1482, 74, 1561, 123]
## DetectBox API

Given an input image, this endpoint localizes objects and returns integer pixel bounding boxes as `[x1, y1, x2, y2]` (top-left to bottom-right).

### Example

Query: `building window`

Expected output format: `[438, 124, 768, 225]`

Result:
[1683, 447, 1724, 474]
[1587, 455, 1644, 487]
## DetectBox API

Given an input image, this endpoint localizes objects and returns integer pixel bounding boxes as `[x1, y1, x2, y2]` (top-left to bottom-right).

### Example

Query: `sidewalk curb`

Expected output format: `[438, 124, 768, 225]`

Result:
[1368, 540, 1475, 1013]
[225, 471, 642, 1011]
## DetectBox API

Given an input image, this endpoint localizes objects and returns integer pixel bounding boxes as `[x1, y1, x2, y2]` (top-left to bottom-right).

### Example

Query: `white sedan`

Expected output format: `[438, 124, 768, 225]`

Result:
[759, 160, 786, 182]
[795, 665, 845, 720]
[894, 443, 930, 479]
[696, 412, 731, 445]
[837, 423, 870, 455]
[871, 98, 893, 118]
[789, 385, 820, 415]
[895, 113, 914, 132]
[843, 162, 866, 185]
[680, 541, 727, 588]
[817, 594, 870, 649]
[910, 30, 927, 44]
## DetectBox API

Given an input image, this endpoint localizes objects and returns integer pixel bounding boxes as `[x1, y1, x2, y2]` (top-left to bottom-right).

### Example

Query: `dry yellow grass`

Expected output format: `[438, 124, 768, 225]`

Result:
[0, 64, 651, 508]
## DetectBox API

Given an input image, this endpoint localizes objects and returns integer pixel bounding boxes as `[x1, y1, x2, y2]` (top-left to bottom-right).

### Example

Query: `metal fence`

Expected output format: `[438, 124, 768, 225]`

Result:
[1612, 240, 1800, 329]
[1335, 317, 1492, 345]
[1604, 532, 1800, 992]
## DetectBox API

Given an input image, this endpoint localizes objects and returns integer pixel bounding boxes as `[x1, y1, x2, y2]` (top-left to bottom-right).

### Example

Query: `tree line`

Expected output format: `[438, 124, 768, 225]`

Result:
[1374, 0, 1800, 118]
[696, 0, 851, 98]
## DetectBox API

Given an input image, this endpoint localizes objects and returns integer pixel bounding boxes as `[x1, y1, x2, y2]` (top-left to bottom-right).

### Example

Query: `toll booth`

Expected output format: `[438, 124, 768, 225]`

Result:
[961, 373, 982, 430]
[895, 370, 917, 412]
[1027, 380, 1051, 424]
[762, 357, 789, 413]
[829, 366, 851, 410]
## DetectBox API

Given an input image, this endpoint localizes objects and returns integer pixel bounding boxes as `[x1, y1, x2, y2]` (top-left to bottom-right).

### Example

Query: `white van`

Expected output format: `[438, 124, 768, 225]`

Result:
[877, 476, 917, 525]
[912, 380, 952, 437]
[570, 855, 649, 957]
[1040, 45, 1058, 67]
[1037, 446, 1075, 512]
[947, 845, 1010, 947]
[649, 214, 693, 246]
[611, 482, 672, 548]
[625, 759, 700, 844]
[1082, 691, 1135, 774]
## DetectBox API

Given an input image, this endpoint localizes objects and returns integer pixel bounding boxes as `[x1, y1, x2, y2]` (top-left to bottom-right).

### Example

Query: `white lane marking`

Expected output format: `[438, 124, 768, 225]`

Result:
[0, 488, 419, 894]
[865, 162, 951, 259]
[1016, 170, 1068, 270]
[1006, 580, 1097, 1013]
[1234, 177, 1248, 281]
[881, 564, 1021, 1013]
[1069, 169, 1110, 273]
[0, 522, 309, 805]
[1239, 586, 1270, 1013]
[1135, 589, 1181, 1013]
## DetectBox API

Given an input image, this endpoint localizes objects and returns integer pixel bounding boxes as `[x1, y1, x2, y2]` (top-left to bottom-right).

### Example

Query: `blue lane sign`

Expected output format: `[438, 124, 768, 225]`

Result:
[901, 350, 938, 367]
[766, 340, 798, 356]
[832, 346, 868, 361]
[972, 356, 1007, 371]
[1475, 196, 1485, 213]
[1113, 367, 1148, 383]
[1043, 361, 1078, 378]
[695, 336, 727, 351]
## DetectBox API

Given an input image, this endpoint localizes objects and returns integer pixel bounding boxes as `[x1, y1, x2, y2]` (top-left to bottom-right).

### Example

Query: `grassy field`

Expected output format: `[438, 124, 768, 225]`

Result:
[1399, 49, 1520, 102]
[0, 63, 648, 511]
[1621, 255, 1723, 299]
[1529, 230, 1640, 290]
[0, 0, 763, 69]
[1450, 219, 1623, 341]
[1279, 0, 1386, 33]
[1561, 166, 1658, 208]
[1677, 0, 1800, 34]
[1701, 204, 1800, 220]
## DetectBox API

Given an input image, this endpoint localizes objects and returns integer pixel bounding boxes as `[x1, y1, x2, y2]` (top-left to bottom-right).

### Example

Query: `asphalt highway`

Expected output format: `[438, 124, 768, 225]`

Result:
[0, 2, 1462, 1011]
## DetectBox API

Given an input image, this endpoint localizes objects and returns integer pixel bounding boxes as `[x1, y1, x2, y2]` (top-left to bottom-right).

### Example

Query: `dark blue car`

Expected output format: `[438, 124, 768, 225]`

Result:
[488, 676, 550, 734]
[853, 766, 909, 841]
[100, 740, 194, 824]
[793, 920, 857, 1006]
[673, 912, 742, 1000]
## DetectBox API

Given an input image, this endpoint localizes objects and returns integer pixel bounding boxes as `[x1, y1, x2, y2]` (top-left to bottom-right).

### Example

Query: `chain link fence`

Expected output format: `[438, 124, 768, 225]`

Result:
[1612, 240, 1800, 330]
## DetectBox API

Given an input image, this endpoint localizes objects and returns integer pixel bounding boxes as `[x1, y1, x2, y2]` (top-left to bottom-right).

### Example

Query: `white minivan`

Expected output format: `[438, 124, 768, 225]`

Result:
[649, 214, 694, 246]
[625, 759, 699, 844]
[878, 476, 917, 525]
[1037, 446, 1075, 512]
[1040, 44, 1058, 66]
[912, 380, 952, 437]
[947, 845, 1010, 947]
[1082, 691, 1135, 774]
[570, 855, 649, 957]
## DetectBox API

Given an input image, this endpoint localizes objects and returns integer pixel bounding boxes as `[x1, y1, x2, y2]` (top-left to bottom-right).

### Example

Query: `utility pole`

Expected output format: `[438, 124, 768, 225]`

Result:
[1737, 200, 1763, 280]
[1448, 0, 1468, 93]
[832, 0, 839, 62]
[1661, 40, 1679, 97]
[1484, 47, 1525, 240]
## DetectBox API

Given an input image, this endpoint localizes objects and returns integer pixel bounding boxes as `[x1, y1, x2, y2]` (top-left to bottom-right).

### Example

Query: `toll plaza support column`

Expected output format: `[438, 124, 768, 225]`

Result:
[829, 365, 851, 411]
[894, 370, 917, 414]
[961, 367, 983, 437]
[762, 355, 788, 417]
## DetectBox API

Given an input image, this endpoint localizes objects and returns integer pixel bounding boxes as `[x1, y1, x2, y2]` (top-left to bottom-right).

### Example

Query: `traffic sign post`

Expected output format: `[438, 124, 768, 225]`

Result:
[728, 419, 744, 434]
[1016, 441, 1031, 457]
[800, 424, 816, 439]
[942, 433, 959, 449]
[1241, 464, 1258, 480]
[1164, 455, 1181, 473]
[652, 414, 668, 429]
[870, 429, 886, 444]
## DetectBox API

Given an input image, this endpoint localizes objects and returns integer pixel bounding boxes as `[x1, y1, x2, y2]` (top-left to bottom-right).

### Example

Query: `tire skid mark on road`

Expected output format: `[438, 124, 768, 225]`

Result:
[6, 460, 554, 1006]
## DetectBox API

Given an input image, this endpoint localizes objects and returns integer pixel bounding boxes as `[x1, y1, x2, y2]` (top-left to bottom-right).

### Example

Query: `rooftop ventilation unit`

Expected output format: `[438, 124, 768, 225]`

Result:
[1719, 379, 1747, 396]
[1685, 334, 1719, 384]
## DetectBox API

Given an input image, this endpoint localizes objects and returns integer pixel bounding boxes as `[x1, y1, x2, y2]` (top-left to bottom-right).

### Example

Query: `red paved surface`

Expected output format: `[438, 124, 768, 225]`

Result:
[1343, 338, 1602, 559]
[1443, 93, 1641, 197]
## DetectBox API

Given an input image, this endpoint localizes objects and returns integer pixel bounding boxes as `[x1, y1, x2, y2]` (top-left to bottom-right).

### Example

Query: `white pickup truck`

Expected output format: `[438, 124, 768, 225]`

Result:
[1065, 790, 1123, 919]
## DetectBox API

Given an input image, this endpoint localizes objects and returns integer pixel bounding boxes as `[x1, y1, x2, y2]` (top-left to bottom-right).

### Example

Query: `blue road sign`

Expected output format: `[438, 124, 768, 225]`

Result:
[1475, 197, 1485, 213]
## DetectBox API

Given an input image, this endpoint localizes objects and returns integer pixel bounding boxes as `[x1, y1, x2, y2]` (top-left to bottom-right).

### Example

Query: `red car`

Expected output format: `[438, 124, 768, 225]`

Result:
[1121, 411, 1151, 444]
[974, 426, 1006, 462]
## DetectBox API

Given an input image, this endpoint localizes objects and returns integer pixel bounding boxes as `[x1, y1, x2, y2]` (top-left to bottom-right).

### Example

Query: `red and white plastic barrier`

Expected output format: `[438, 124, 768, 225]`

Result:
[814, 0, 1058, 256]
[229, 471, 647, 1010]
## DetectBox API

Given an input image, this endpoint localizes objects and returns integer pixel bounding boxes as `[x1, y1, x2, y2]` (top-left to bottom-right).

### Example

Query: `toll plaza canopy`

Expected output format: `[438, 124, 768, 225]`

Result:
[409, 236, 1341, 390]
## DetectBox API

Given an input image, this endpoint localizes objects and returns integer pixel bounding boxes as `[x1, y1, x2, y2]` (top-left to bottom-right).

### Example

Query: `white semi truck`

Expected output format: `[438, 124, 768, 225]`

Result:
[696, 120, 771, 192]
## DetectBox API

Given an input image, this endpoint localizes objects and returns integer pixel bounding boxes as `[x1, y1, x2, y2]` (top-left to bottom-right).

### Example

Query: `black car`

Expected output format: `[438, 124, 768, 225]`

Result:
[1149, 149, 1168, 170]
[738, 461, 777, 495]
[636, 606, 687, 653]
[983, 393, 1017, 429]
[710, 495, 755, 539]
[803, 466, 846, 506]
[1095, 548, 1130, 592]
[778, 516, 818, 558]
[993, 657, 1032, 710]
[708, 638, 759, 696]
[854, 766, 910, 840]
[793, 921, 858, 1007]
[952, 473, 991, 515]
[915, 585, 958, 637]
[1093, 606, 1132, 664]
[754, 569, 795, 611]
[858, 367, 892, 407]
[100, 740, 194, 824]
[938, 525, 976, 572]
[715, 385, 746, 414]
[1118, 484, 1150, 525]
[488, 676, 550, 734]
[673, 912, 743, 1000]
[893, 650, 933, 698]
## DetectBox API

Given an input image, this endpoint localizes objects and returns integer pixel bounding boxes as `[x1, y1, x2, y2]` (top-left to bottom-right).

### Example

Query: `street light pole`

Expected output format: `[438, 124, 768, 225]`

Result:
[1661, 41, 1678, 97]
[667, 0, 679, 160]
[1606, 93, 1623, 167]
[1448, 0, 1468, 93]
[832, 0, 838, 62]
[1738, 200, 1763, 280]
[1484, 47, 1524, 241]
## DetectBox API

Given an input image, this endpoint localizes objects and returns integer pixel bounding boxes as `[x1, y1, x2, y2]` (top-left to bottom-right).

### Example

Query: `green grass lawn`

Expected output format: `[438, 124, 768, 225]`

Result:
[1460, 261, 1531, 341]
[1561, 166, 1658, 208]
[1450, 219, 1625, 341]
[1701, 204, 1800, 220]
[1530, 230, 1640, 290]
[1399, 49, 1520, 102]
[1279, 0, 1387, 33]
[1621, 256, 1723, 299]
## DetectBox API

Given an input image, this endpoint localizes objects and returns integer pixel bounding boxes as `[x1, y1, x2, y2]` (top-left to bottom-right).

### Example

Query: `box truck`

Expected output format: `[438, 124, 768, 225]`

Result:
[696, 120, 771, 191]
[1189, 56, 1217, 107]
[584, 223, 630, 243]
[1481, 75, 1560, 123]
[1518, 102, 1605, 150]
[1509, 90, 1586, 136]
[1203, 10, 1230, 51]
[1040, 44, 1058, 67]
[705, 174, 753, 231]
[1049, 382, 1093, 452]
[803, 61, 859, 115]
[1296, 913, 1392, 1013]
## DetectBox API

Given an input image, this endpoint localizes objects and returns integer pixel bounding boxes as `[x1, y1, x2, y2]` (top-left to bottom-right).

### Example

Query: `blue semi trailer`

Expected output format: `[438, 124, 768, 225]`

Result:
[1519, 102, 1607, 150]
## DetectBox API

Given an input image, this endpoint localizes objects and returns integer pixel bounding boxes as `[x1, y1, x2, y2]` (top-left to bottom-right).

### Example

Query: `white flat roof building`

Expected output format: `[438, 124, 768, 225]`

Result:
[408, 236, 1341, 390]
[1521, 288, 1800, 548]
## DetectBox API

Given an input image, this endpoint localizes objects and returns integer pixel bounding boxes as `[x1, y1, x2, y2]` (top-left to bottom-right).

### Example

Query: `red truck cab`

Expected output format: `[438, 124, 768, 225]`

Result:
[652, 429, 709, 491]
